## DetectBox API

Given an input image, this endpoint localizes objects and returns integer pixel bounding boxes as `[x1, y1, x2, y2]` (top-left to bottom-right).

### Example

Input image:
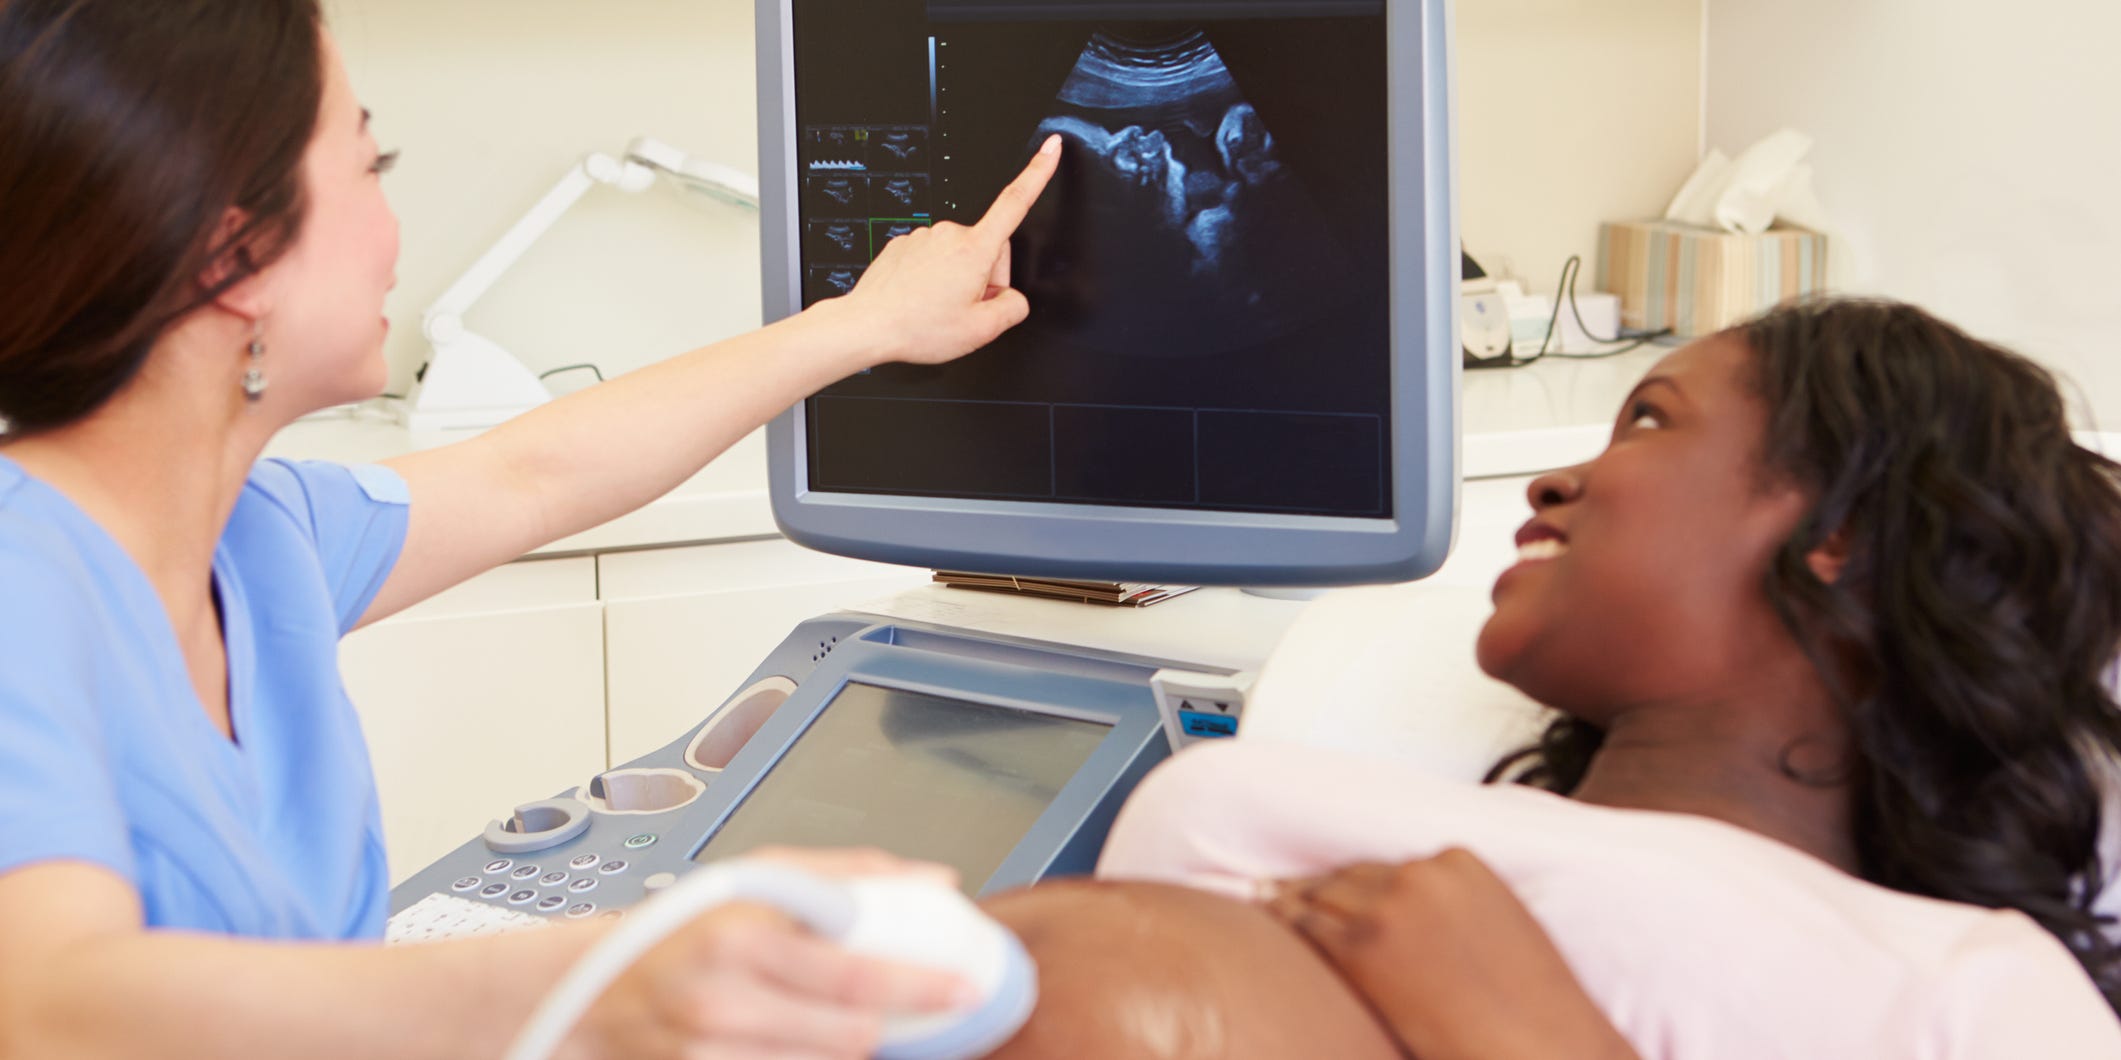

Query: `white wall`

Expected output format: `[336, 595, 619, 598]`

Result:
[329, 0, 1702, 400]
[327, 0, 764, 397]
[1707, 0, 2121, 428]
[1458, 0, 1702, 297]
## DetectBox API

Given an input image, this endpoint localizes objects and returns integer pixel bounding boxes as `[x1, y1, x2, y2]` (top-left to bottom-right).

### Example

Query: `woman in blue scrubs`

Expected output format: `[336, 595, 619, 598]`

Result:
[0, 1, 1057, 1055]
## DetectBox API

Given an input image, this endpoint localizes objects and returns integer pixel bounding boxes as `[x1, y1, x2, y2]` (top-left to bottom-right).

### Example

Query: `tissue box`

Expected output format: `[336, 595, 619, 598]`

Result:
[1596, 220, 1828, 338]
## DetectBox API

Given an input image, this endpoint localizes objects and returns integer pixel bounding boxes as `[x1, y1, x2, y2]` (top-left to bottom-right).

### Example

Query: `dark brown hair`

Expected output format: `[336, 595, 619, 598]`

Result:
[1492, 298, 2121, 1009]
[0, 0, 324, 434]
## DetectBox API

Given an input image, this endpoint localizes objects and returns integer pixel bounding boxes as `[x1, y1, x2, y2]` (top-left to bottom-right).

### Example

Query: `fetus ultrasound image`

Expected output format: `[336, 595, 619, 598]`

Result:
[1021, 30, 1352, 358]
[790, 0, 1394, 518]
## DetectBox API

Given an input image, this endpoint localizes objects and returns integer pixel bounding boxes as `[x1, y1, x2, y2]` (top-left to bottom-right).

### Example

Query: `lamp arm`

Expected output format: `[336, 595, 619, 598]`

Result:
[625, 136, 761, 210]
[401, 140, 756, 432]
[421, 152, 651, 343]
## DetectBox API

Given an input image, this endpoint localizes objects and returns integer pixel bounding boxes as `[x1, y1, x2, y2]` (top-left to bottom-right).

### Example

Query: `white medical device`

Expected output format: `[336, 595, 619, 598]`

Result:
[1149, 668, 1256, 752]
[504, 859, 1037, 1060]
[403, 137, 760, 432]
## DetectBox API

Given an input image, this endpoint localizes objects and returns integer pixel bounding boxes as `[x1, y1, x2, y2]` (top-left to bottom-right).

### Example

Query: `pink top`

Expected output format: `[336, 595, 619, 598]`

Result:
[1095, 739, 2121, 1058]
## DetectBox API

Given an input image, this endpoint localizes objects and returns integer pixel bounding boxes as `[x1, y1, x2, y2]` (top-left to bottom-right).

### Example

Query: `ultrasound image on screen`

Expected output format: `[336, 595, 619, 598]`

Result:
[1023, 31, 1351, 359]
[791, 0, 1391, 517]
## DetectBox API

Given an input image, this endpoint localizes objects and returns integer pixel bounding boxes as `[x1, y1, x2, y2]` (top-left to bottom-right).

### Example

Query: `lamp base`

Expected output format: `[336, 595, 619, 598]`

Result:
[403, 333, 553, 432]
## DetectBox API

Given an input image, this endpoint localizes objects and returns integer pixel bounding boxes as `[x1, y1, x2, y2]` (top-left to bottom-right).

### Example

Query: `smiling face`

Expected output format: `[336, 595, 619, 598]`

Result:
[1475, 335, 1816, 722]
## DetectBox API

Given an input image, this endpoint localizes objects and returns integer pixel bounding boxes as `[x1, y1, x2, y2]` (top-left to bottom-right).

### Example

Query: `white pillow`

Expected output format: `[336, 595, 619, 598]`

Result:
[1245, 580, 2121, 924]
[1244, 581, 1551, 780]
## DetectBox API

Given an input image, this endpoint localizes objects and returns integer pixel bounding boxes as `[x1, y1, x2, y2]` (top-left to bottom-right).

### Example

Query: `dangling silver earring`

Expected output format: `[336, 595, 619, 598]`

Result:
[242, 331, 269, 402]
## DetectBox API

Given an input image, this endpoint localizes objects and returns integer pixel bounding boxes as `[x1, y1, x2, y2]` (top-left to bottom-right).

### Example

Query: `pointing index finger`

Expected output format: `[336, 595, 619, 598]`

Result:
[973, 134, 1062, 241]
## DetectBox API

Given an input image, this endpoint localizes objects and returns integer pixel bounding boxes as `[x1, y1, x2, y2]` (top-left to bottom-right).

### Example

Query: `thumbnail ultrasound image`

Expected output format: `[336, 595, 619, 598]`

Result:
[807, 266, 865, 303]
[874, 176, 932, 214]
[802, 175, 870, 217]
[1015, 30, 1354, 359]
[805, 220, 871, 264]
[871, 128, 931, 170]
[873, 220, 929, 245]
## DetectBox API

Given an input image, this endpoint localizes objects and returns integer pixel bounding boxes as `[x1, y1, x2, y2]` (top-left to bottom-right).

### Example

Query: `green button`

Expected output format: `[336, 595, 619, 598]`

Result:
[624, 833, 658, 850]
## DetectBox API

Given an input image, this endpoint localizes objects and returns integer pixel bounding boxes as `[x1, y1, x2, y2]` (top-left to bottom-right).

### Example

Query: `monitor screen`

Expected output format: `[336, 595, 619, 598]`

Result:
[792, 1, 1390, 518]
[759, 0, 1457, 585]
[693, 682, 1113, 892]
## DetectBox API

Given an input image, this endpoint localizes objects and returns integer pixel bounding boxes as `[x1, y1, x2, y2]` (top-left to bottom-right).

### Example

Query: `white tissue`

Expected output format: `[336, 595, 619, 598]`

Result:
[1664, 128, 1817, 235]
[1662, 149, 1735, 229]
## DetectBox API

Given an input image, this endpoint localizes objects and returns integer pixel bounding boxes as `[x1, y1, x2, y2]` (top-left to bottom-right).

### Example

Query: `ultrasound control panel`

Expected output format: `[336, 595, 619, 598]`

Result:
[388, 614, 1184, 939]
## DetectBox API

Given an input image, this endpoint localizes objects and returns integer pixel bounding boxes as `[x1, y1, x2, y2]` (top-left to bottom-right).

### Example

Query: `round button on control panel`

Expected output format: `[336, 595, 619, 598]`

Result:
[484, 798, 591, 855]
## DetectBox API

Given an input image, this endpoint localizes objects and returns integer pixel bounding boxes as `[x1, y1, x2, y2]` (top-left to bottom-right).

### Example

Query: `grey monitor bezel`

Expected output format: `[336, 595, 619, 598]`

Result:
[757, 0, 1460, 586]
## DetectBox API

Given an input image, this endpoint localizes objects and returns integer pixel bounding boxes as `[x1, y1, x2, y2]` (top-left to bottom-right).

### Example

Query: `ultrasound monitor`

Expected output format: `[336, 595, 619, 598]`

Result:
[757, 0, 1459, 586]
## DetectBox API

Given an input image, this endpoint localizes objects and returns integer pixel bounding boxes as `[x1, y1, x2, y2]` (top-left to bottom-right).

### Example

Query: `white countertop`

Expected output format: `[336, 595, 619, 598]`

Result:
[269, 345, 1643, 560]
[267, 410, 781, 557]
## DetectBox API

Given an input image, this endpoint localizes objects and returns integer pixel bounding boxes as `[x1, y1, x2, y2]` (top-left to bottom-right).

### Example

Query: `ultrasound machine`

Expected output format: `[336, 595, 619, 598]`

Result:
[389, 0, 1459, 942]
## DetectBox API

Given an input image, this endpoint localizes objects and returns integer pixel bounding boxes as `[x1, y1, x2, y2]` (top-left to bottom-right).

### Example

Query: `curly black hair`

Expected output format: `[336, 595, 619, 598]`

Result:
[1489, 298, 2121, 1009]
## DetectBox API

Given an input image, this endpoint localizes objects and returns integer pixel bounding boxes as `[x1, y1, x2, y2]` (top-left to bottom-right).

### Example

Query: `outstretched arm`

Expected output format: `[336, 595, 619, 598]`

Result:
[0, 853, 966, 1059]
[358, 138, 1062, 627]
[1270, 850, 1641, 1060]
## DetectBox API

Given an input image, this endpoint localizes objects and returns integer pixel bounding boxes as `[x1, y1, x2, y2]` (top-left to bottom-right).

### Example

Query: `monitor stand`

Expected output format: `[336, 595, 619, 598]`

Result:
[1240, 587, 1328, 602]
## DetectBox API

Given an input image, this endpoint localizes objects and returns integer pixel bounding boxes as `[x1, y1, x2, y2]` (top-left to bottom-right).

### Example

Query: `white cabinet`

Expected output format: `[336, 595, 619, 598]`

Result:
[339, 557, 607, 884]
[337, 536, 927, 883]
[600, 539, 930, 764]
[278, 419, 876, 882]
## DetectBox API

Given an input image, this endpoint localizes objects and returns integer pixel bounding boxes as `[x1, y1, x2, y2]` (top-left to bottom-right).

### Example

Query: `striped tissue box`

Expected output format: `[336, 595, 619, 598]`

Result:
[1596, 220, 1829, 338]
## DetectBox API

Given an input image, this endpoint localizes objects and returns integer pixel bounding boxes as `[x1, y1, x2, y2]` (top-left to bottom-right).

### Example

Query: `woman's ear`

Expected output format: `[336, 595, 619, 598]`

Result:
[1806, 527, 1851, 585]
[199, 207, 272, 323]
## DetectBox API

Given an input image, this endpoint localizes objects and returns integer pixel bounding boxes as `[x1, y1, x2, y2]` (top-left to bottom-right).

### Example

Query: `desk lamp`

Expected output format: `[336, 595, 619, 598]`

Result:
[403, 137, 760, 432]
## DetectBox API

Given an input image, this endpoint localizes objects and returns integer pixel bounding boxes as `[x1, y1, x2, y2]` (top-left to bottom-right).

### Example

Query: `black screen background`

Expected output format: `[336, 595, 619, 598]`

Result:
[792, 0, 1392, 518]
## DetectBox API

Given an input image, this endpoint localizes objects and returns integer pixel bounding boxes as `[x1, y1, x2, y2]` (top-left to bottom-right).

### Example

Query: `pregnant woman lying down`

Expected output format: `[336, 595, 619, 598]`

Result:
[981, 299, 2121, 1059]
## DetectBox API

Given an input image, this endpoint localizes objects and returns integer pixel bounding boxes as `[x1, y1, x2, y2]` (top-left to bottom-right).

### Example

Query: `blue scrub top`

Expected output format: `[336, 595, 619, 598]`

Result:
[0, 454, 410, 940]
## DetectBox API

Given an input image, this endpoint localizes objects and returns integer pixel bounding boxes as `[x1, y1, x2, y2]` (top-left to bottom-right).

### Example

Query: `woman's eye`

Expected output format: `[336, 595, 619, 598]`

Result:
[371, 150, 401, 176]
[1627, 403, 1661, 430]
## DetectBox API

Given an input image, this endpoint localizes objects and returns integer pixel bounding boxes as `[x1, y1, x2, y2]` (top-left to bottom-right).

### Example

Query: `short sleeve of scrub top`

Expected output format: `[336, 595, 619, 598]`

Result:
[0, 455, 411, 939]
